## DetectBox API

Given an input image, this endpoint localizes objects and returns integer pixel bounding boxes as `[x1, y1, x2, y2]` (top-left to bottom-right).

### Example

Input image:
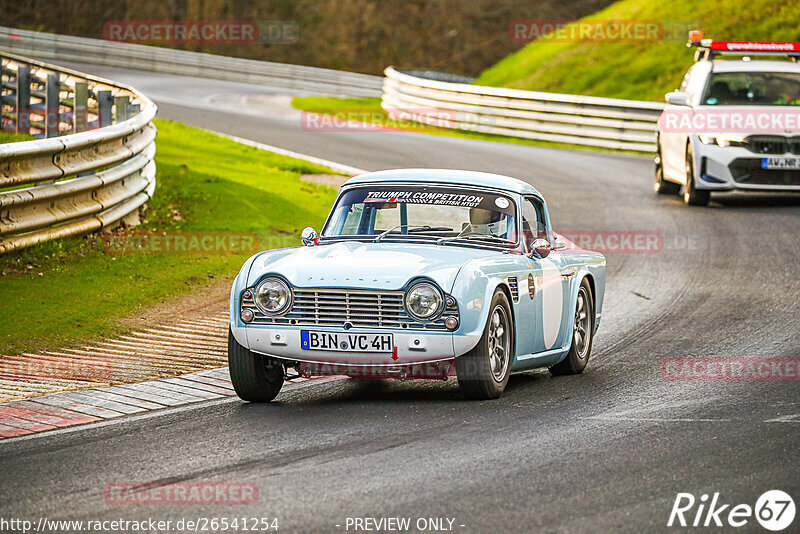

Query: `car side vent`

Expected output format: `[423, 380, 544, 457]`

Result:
[507, 277, 519, 302]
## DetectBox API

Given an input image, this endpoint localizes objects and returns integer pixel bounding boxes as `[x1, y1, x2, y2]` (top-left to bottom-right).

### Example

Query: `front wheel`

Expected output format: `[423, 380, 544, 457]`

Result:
[683, 144, 710, 206]
[228, 329, 284, 402]
[456, 290, 514, 400]
[550, 278, 594, 376]
[654, 139, 681, 195]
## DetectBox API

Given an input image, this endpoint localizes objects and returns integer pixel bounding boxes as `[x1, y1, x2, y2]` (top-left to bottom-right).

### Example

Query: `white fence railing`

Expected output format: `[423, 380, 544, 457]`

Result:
[0, 26, 382, 98]
[382, 67, 664, 152]
[0, 53, 156, 254]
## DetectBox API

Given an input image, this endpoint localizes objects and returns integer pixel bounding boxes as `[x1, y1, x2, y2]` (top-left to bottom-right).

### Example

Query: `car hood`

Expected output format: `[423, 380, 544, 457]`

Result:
[247, 241, 497, 292]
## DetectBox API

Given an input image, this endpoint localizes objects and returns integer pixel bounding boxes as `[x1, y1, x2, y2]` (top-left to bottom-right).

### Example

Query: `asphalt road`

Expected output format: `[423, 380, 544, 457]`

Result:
[1, 65, 799, 533]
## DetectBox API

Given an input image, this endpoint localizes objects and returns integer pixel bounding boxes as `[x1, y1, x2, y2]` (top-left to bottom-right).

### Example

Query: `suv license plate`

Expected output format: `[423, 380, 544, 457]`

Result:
[762, 157, 800, 169]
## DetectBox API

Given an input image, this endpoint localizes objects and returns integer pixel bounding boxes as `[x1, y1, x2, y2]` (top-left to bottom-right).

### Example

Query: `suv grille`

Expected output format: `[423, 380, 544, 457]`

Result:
[243, 288, 459, 330]
[744, 135, 800, 155]
[728, 158, 800, 186]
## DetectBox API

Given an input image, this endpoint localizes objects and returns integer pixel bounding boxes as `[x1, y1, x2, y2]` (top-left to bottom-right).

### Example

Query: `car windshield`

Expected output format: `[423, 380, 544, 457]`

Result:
[322, 185, 518, 245]
[702, 71, 800, 106]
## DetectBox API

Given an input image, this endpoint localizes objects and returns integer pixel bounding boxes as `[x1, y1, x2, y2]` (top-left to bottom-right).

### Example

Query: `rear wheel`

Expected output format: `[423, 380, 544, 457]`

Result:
[550, 278, 594, 376]
[456, 290, 513, 400]
[683, 144, 710, 206]
[654, 139, 681, 195]
[228, 329, 284, 402]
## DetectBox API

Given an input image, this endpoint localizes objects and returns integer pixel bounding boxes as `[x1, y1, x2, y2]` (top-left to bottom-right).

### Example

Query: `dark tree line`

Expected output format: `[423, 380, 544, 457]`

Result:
[1, 0, 613, 75]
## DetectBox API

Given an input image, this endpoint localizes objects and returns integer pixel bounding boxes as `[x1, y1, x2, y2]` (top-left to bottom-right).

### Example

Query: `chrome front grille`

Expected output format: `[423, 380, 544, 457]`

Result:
[242, 288, 459, 330]
[293, 290, 404, 327]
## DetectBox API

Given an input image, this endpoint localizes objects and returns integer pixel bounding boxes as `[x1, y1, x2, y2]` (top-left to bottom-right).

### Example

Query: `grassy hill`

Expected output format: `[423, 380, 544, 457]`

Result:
[476, 0, 800, 101]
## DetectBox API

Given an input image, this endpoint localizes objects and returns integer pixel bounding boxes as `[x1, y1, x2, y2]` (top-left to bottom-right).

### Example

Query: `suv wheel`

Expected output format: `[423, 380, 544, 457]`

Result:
[683, 144, 710, 206]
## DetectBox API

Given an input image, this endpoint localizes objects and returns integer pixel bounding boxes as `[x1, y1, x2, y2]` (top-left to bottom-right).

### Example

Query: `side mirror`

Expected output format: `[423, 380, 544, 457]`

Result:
[301, 227, 318, 246]
[665, 91, 691, 106]
[530, 238, 551, 259]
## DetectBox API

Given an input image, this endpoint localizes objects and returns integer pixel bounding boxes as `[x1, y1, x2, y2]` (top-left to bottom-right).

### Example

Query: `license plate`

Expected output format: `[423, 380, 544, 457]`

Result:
[301, 330, 394, 353]
[762, 157, 800, 169]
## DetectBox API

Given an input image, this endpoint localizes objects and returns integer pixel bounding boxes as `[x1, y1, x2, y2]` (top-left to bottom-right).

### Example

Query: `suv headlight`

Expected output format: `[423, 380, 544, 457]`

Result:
[253, 277, 292, 315]
[405, 282, 443, 320]
[698, 134, 747, 147]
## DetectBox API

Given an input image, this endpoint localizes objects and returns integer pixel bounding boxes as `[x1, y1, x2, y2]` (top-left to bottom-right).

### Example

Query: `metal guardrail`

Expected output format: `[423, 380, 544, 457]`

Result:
[0, 52, 156, 254]
[382, 67, 665, 152]
[0, 26, 382, 98]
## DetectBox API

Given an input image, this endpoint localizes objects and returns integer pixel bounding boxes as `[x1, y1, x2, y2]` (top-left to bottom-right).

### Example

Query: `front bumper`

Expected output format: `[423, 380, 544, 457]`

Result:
[232, 324, 480, 366]
[691, 141, 800, 191]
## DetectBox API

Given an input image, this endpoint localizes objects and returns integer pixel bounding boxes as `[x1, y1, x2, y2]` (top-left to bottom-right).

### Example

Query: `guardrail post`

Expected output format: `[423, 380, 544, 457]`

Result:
[97, 90, 113, 127]
[73, 81, 88, 133]
[15, 64, 31, 135]
[45, 73, 60, 137]
[114, 95, 130, 122]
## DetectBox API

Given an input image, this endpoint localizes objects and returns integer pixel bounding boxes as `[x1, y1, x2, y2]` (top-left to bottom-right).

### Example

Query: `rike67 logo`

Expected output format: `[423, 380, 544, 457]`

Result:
[669, 490, 795, 531]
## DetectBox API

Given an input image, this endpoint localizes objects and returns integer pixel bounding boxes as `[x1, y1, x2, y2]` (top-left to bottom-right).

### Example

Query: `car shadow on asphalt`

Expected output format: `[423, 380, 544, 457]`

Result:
[654, 192, 800, 209]
[233, 371, 554, 410]
[709, 193, 800, 209]
[287, 378, 464, 405]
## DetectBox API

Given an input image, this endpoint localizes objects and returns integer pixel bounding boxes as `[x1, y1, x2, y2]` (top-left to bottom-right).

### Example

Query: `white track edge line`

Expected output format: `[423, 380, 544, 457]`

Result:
[206, 130, 368, 176]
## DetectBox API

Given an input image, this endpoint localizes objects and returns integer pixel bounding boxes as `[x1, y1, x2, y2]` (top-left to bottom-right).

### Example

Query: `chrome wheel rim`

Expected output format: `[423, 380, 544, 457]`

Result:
[573, 287, 591, 359]
[487, 305, 510, 382]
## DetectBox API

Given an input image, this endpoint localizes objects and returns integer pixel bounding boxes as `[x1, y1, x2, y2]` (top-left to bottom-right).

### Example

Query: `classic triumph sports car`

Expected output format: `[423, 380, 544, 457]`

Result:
[228, 169, 606, 401]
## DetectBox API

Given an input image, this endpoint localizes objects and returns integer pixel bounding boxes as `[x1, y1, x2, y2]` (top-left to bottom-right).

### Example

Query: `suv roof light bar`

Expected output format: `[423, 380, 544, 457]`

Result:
[686, 31, 800, 62]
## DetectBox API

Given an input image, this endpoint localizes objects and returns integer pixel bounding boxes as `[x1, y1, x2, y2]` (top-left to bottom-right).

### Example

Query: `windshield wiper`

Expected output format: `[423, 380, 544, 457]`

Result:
[408, 226, 453, 233]
[437, 232, 514, 245]
[374, 225, 451, 242]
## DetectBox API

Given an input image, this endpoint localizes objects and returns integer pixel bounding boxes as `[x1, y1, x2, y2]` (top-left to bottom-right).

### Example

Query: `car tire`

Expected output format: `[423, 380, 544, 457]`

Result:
[228, 329, 284, 402]
[654, 139, 681, 195]
[550, 278, 594, 376]
[456, 290, 514, 400]
[683, 144, 710, 206]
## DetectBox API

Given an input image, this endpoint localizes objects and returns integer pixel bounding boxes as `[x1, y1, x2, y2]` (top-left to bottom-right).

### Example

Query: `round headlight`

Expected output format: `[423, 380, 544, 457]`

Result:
[405, 282, 443, 320]
[253, 278, 292, 315]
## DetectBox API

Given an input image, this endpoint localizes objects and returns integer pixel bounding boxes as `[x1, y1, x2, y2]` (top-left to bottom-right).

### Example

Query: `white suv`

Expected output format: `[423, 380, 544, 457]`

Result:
[655, 39, 800, 205]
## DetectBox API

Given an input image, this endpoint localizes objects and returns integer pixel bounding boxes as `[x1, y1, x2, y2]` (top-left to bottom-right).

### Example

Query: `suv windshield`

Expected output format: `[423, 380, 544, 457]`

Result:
[322, 185, 518, 245]
[702, 71, 800, 106]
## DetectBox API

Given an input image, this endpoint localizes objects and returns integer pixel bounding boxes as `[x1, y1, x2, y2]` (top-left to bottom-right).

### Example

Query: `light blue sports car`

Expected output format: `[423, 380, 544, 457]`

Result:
[228, 169, 606, 400]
